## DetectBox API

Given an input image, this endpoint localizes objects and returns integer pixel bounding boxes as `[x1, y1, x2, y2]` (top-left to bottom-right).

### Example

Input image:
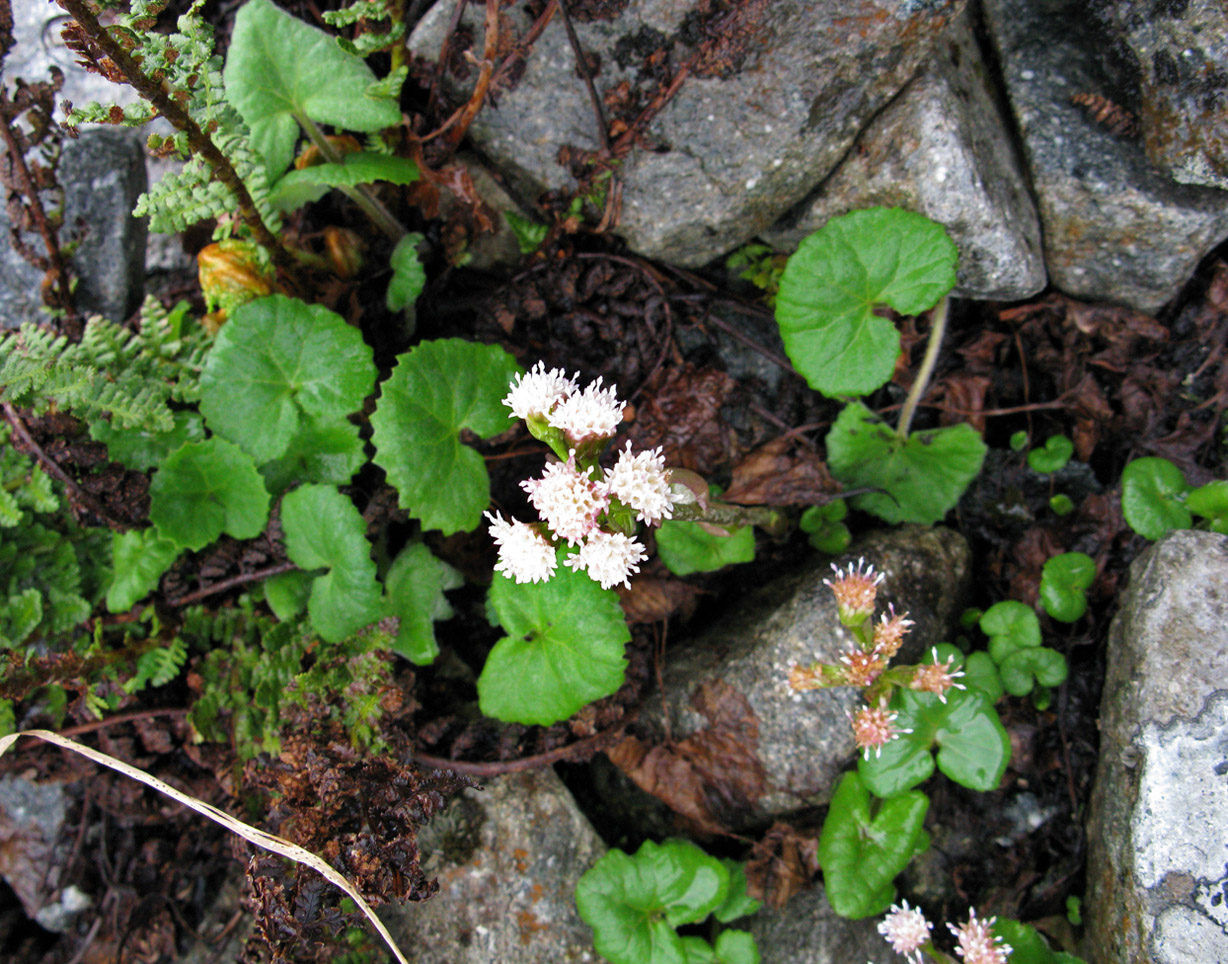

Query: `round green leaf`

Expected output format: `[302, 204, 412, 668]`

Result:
[993, 918, 1089, 964]
[107, 529, 180, 612]
[1186, 480, 1228, 533]
[1039, 552, 1095, 623]
[979, 599, 1042, 664]
[280, 484, 383, 643]
[1121, 457, 1191, 539]
[962, 651, 1004, 702]
[200, 295, 375, 463]
[383, 542, 463, 665]
[370, 339, 522, 535]
[223, 0, 402, 177]
[258, 417, 366, 494]
[817, 771, 929, 918]
[799, 503, 851, 553]
[479, 558, 629, 725]
[825, 402, 986, 525]
[713, 860, 762, 923]
[1009, 430, 1029, 452]
[575, 840, 730, 964]
[1049, 493, 1075, 516]
[775, 208, 957, 397]
[713, 930, 759, 964]
[999, 647, 1068, 696]
[149, 438, 270, 551]
[1027, 434, 1073, 474]
[655, 520, 755, 575]
[263, 569, 314, 621]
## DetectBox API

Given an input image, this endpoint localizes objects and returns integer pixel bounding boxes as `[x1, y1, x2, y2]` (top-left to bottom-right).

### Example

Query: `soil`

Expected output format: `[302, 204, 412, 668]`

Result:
[2, 1, 1228, 962]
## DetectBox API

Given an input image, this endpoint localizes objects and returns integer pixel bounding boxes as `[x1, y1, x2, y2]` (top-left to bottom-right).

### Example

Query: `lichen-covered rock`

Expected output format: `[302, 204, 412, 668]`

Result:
[380, 768, 603, 964]
[750, 882, 895, 964]
[0, 776, 80, 932]
[622, 528, 970, 830]
[1091, 0, 1228, 191]
[763, 12, 1045, 301]
[1085, 529, 1228, 964]
[408, 0, 966, 268]
[981, 0, 1228, 312]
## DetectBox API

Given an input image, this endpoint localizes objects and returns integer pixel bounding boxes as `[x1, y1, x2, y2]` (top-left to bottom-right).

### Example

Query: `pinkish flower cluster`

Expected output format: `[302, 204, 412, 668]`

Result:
[489, 365, 678, 590]
[876, 903, 1013, 964]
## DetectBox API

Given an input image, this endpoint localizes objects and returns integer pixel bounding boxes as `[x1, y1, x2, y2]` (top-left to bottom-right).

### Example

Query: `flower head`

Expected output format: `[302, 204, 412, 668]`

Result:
[503, 362, 578, 421]
[949, 909, 1011, 964]
[787, 661, 826, 695]
[873, 604, 914, 659]
[840, 646, 887, 687]
[910, 647, 967, 703]
[877, 900, 933, 963]
[485, 512, 557, 584]
[548, 376, 625, 443]
[564, 529, 647, 590]
[605, 442, 676, 525]
[825, 557, 884, 625]
[521, 455, 609, 546]
[849, 703, 910, 760]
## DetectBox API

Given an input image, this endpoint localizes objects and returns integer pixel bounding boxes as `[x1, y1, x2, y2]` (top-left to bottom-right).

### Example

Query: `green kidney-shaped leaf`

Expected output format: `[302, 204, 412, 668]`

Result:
[575, 839, 730, 964]
[980, 600, 1042, 664]
[655, 520, 755, 575]
[280, 484, 384, 643]
[1039, 552, 1095, 623]
[258, 417, 366, 494]
[825, 402, 986, 525]
[992, 919, 1089, 964]
[999, 646, 1068, 696]
[859, 686, 1010, 796]
[817, 771, 929, 919]
[107, 528, 181, 612]
[1120, 457, 1191, 539]
[371, 339, 522, 534]
[712, 930, 759, 964]
[149, 438, 270, 551]
[269, 152, 419, 211]
[263, 569, 314, 621]
[1187, 480, 1228, 534]
[382, 542, 462, 665]
[479, 558, 629, 725]
[962, 650, 1004, 703]
[775, 208, 958, 397]
[713, 860, 762, 923]
[1027, 434, 1073, 474]
[200, 295, 375, 463]
[224, 0, 402, 178]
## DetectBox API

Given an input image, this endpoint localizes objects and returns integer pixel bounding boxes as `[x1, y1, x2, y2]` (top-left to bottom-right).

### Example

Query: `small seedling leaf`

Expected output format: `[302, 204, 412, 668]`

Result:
[1039, 552, 1095, 622]
[1027, 434, 1073, 474]
[200, 295, 375, 463]
[993, 919, 1089, 964]
[479, 558, 629, 725]
[280, 484, 383, 643]
[799, 502, 851, 553]
[979, 600, 1042, 664]
[817, 770, 928, 918]
[382, 543, 462, 665]
[775, 208, 957, 397]
[825, 402, 986, 525]
[655, 519, 755, 575]
[386, 233, 426, 311]
[370, 339, 522, 534]
[149, 438, 270, 551]
[107, 529, 180, 612]
[1186, 480, 1228, 534]
[999, 647, 1068, 696]
[224, 0, 402, 177]
[575, 839, 730, 964]
[1120, 457, 1191, 539]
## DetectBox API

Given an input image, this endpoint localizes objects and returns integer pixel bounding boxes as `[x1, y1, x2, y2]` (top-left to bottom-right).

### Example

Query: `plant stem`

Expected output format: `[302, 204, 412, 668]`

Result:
[896, 294, 949, 440]
[295, 112, 407, 242]
[670, 500, 791, 538]
[54, 0, 298, 279]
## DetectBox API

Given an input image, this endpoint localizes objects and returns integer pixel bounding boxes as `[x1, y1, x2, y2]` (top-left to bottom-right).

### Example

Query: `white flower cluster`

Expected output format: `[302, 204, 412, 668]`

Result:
[502, 362, 625, 444]
[489, 366, 678, 591]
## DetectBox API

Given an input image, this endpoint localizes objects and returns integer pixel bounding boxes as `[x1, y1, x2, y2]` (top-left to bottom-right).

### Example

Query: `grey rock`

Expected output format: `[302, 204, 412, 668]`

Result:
[750, 882, 896, 964]
[635, 527, 971, 829]
[981, 0, 1228, 313]
[409, 0, 966, 268]
[0, 128, 148, 329]
[381, 767, 603, 964]
[763, 13, 1046, 301]
[1085, 529, 1228, 964]
[1092, 0, 1228, 191]
[0, 775, 77, 930]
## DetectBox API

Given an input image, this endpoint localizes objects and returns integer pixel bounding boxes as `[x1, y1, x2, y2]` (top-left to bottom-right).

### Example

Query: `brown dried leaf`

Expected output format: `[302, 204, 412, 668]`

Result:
[632, 364, 738, 473]
[744, 822, 819, 908]
[607, 735, 723, 834]
[723, 437, 838, 506]
[617, 578, 702, 624]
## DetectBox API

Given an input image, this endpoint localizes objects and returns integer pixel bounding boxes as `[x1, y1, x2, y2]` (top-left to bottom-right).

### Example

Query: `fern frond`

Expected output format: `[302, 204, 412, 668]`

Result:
[81, 380, 174, 432]
[0, 490, 21, 528]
